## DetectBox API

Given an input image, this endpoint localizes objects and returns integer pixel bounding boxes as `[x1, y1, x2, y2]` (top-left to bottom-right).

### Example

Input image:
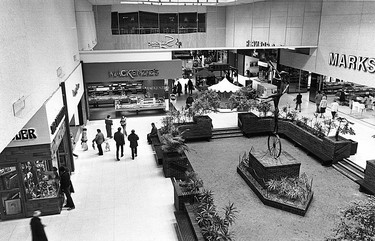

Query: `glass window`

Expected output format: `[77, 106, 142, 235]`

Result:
[179, 12, 197, 33]
[111, 12, 120, 35]
[21, 161, 59, 200]
[139, 11, 159, 34]
[198, 13, 206, 32]
[159, 13, 178, 34]
[119, 12, 139, 34]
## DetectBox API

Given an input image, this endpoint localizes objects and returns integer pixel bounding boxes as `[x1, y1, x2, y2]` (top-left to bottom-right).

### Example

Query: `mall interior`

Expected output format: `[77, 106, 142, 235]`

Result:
[1, 0, 375, 240]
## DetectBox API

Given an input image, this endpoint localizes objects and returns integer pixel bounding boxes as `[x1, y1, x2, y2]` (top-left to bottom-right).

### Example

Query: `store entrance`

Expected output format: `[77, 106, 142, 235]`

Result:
[0, 164, 24, 220]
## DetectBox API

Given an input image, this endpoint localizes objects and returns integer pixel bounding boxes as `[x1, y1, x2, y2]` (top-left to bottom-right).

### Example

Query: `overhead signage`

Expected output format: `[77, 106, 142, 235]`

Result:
[246, 40, 279, 47]
[50, 107, 65, 135]
[328, 52, 375, 73]
[72, 83, 80, 97]
[12, 128, 37, 141]
[109, 69, 159, 79]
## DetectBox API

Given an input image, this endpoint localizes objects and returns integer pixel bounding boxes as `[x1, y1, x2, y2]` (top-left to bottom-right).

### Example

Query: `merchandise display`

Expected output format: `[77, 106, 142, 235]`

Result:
[21, 161, 59, 200]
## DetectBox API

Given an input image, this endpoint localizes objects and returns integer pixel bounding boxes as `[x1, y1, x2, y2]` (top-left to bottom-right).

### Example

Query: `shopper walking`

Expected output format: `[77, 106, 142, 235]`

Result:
[59, 166, 75, 211]
[188, 79, 194, 95]
[295, 92, 302, 112]
[105, 115, 113, 138]
[331, 99, 339, 119]
[92, 129, 105, 156]
[119, 115, 127, 136]
[177, 82, 182, 97]
[30, 210, 48, 241]
[114, 127, 125, 161]
[319, 95, 328, 118]
[81, 128, 88, 151]
[128, 129, 139, 160]
[315, 91, 323, 113]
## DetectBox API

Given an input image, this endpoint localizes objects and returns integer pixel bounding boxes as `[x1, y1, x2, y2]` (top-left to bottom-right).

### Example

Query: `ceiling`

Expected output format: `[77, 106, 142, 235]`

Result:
[87, 0, 265, 6]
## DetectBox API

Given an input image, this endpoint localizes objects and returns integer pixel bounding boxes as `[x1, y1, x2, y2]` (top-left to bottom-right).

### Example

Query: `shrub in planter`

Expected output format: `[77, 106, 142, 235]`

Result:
[160, 134, 189, 154]
[228, 86, 257, 111]
[256, 101, 272, 117]
[191, 90, 221, 115]
[194, 190, 238, 240]
[334, 117, 355, 141]
[173, 171, 203, 211]
[325, 195, 375, 241]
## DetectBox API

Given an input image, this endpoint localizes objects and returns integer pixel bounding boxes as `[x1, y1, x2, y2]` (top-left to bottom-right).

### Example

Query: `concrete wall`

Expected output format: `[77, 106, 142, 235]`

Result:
[93, 4, 227, 50]
[75, 0, 97, 50]
[280, 0, 375, 88]
[0, 0, 81, 152]
[225, 0, 322, 47]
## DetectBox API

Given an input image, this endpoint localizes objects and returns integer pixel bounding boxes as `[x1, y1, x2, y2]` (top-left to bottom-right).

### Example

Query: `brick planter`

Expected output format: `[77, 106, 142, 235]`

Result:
[172, 178, 200, 211]
[162, 151, 193, 180]
[176, 115, 213, 141]
[247, 151, 301, 188]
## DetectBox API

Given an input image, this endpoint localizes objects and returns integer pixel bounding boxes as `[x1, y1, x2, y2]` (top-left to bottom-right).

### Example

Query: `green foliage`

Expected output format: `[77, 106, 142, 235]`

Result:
[228, 86, 257, 111]
[191, 90, 221, 115]
[159, 116, 179, 136]
[160, 134, 189, 154]
[323, 118, 338, 136]
[266, 173, 313, 205]
[326, 195, 375, 241]
[335, 117, 356, 141]
[313, 121, 326, 138]
[256, 101, 272, 117]
[179, 171, 204, 193]
[195, 190, 238, 241]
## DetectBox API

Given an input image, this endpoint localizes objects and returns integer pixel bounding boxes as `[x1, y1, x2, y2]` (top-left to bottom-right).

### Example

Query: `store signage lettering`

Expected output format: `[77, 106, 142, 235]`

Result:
[328, 52, 375, 73]
[109, 69, 159, 79]
[12, 129, 37, 141]
[246, 40, 278, 47]
[50, 107, 65, 135]
[72, 84, 80, 97]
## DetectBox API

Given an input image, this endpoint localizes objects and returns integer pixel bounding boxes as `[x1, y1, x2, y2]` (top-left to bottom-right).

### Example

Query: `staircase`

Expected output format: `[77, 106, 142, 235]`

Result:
[333, 159, 365, 182]
[212, 127, 243, 139]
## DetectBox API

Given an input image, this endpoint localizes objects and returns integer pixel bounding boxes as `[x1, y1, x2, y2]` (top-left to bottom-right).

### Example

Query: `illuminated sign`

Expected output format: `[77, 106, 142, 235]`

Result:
[328, 52, 375, 73]
[109, 69, 159, 79]
[13, 129, 37, 141]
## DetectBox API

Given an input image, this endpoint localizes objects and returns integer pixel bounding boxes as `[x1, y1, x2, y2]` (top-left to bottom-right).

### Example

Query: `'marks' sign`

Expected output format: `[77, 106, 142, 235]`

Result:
[328, 52, 375, 73]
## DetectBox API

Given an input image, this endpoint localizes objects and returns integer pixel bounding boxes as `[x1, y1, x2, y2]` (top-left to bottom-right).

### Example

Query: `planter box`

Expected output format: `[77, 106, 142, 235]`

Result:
[177, 115, 213, 141]
[237, 163, 313, 216]
[358, 160, 375, 195]
[163, 151, 193, 180]
[349, 139, 358, 155]
[248, 151, 301, 188]
[151, 130, 163, 165]
[172, 178, 200, 211]
[184, 203, 205, 241]
[238, 113, 354, 165]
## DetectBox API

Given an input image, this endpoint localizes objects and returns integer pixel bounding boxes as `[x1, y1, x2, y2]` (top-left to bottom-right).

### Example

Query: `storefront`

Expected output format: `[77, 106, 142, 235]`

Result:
[82, 60, 182, 117]
[0, 90, 74, 220]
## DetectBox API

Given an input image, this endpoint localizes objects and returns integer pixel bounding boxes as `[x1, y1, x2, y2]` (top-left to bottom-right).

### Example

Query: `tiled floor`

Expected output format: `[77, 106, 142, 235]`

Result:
[1, 91, 375, 240]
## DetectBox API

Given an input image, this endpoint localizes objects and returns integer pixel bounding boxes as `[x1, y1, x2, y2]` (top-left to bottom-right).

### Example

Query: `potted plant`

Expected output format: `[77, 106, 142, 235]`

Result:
[172, 171, 203, 211]
[194, 189, 238, 240]
[325, 195, 375, 240]
[228, 86, 257, 111]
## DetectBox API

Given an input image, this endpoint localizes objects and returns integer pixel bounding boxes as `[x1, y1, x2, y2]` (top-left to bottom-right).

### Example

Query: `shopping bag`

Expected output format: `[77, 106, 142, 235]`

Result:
[92, 142, 96, 150]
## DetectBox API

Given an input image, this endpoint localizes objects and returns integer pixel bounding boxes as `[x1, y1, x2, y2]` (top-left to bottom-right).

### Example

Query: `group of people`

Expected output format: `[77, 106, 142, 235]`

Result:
[91, 115, 139, 160]
[315, 91, 339, 119]
[173, 79, 194, 96]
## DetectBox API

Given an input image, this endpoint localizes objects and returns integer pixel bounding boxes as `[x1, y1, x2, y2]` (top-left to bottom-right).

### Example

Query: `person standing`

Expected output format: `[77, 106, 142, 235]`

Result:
[188, 79, 194, 95]
[92, 129, 105, 156]
[184, 83, 188, 95]
[105, 115, 113, 138]
[186, 94, 194, 108]
[119, 115, 127, 136]
[59, 166, 75, 211]
[177, 82, 182, 97]
[315, 91, 323, 113]
[128, 129, 139, 160]
[30, 210, 48, 241]
[295, 92, 302, 112]
[114, 127, 125, 161]
[319, 95, 328, 118]
[81, 128, 88, 151]
[147, 123, 158, 144]
[331, 99, 339, 119]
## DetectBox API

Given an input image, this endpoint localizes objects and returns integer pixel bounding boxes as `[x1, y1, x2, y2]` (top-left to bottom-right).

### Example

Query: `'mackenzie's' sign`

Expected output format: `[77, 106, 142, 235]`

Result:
[328, 52, 375, 73]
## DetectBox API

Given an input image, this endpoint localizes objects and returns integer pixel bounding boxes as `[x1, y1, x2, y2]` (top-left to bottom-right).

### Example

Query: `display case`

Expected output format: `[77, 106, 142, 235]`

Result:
[115, 97, 166, 114]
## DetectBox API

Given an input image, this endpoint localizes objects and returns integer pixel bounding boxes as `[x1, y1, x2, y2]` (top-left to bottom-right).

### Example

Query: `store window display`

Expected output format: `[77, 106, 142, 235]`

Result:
[21, 161, 59, 200]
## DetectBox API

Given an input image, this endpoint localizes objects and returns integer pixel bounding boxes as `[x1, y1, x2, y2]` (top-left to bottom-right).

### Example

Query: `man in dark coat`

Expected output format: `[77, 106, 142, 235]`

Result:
[177, 82, 182, 96]
[128, 129, 139, 160]
[114, 127, 125, 161]
[188, 79, 194, 94]
[30, 210, 48, 241]
[147, 123, 158, 144]
[59, 166, 75, 210]
[105, 115, 113, 138]
[92, 129, 105, 156]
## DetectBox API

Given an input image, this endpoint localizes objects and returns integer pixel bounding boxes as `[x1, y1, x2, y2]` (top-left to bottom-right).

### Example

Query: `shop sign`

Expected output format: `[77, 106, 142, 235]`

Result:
[328, 52, 375, 73]
[12, 128, 37, 141]
[50, 107, 65, 135]
[109, 69, 159, 79]
[72, 84, 80, 97]
[246, 40, 278, 47]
